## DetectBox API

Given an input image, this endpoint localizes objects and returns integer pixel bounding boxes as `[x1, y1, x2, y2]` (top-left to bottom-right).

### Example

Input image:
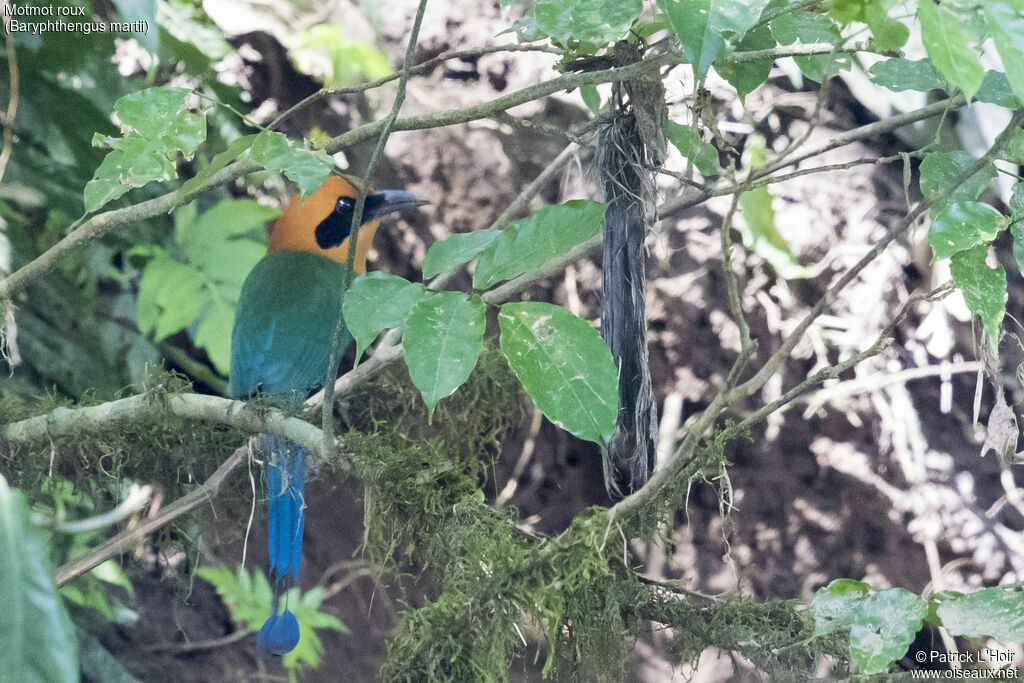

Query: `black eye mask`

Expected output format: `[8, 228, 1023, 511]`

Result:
[314, 190, 424, 250]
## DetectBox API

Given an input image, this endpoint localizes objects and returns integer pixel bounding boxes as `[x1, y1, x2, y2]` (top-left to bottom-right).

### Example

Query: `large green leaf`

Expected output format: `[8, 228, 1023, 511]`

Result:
[983, 0, 1024, 104]
[343, 271, 426, 361]
[402, 291, 486, 418]
[84, 86, 207, 211]
[715, 23, 775, 100]
[473, 200, 605, 289]
[919, 151, 995, 213]
[918, 0, 984, 100]
[422, 229, 501, 279]
[935, 585, 1024, 644]
[0, 476, 79, 683]
[666, 122, 719, 176]
[250, 130, 333, 197]
[136, 199, 271, 373]
[950, 244, 1007, 343]
[976, 70, 1019, 109]
[659, 0, 771, 78]
[498, 302, 617, 445]
[811, 580, 927, 676]
[928, 201, 1007, 260]
[532, 0, 642, 44]
[868, 58, 946, 92]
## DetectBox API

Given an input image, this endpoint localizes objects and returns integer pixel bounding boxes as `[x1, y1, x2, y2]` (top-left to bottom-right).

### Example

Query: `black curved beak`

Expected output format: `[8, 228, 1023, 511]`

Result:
[364, 190, 429, 222]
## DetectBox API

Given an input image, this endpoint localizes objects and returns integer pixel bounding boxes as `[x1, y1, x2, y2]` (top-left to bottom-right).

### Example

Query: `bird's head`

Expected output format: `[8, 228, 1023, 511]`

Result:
[267, 175, 424, 273]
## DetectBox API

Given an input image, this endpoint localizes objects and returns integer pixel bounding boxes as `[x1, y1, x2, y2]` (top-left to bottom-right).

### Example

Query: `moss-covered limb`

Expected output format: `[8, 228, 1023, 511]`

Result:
[1, 391, 333, 463]
[638, 590, 832, 675]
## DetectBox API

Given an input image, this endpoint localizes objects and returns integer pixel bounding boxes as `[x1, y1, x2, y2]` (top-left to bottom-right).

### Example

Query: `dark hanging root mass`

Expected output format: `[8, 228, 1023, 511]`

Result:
[597, 111, 659, 496]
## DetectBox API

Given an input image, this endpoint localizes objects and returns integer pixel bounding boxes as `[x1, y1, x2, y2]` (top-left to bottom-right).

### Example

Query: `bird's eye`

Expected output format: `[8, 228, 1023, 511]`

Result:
[336, 197, 354, 211]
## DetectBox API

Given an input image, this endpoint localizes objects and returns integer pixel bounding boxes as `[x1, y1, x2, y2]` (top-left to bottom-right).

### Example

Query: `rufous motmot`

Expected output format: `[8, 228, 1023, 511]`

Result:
[230, 175, 422, 657]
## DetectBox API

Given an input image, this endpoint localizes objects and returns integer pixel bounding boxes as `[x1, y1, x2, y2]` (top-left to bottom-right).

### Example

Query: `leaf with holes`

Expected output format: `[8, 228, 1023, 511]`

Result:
[950, 244, 1006, 343]
[498, 302, 617, 445]
[928, 201, 1007, 260]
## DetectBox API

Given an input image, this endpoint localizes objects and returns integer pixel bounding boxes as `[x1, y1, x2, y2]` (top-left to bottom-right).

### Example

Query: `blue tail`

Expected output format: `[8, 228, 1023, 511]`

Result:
[258, 434, 305, 658]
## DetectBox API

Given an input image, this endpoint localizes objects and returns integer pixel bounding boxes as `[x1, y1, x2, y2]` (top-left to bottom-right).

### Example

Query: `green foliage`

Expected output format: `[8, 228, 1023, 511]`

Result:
[919, 151, 996, 213]
[421, 229, 501, 279]
[921, 152, 1009, 343]
[869, 58, 946, 92]
[933, 585, 1024, 644]
[0, 476, 79, 683]
[714, 23, 774, 100]
[811, 579, 927, 675]
[135, 199, 275, 374]
[918, 0, 984, 100]
[499, 302, 617, 446]
[196, 566, 347, 670]
[249, 130, 334, 197]
[403, 292, 487, 419]
[531, 0, 642, 45]
[344, 272, 425, 361]
[666, 121, 719, 176]
[292, 24, 392, 88]
[982, 0, 1024, 104]
[738, 136, 805, 279]
[950, 244, 1007, 343]
[770, 9, 849, 82]
[472, 200, 605, 289]
[85, 86, 207, 212]
[829, 0, 908, 51]
[658, 0, 770, 79]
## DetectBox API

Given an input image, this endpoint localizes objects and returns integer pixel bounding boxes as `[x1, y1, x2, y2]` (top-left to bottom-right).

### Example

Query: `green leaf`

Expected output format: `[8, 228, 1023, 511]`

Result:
[918, 0, 984, 100]
[402, 292, 486, 418]
[849, 588, 928, 675]
[533, 0, 642, 44]
[422, 229, 501, 279]
[136, 250, 206, 339]
[1012, 222, 1024, 279]
[861, 1, 909, 51]
[84, 86, 207, 211]
[715, 23, 775, 100]
[194, 299, 235, 374]
[983, 0, 1024, 104]
[868, 58, 945, 92]
[580, 84, 602, 114]
[292, 24, 393, 88]
[250, 130, 333, 196]
[137, 200, 270, 374]
[473, 200, 605, 289]
[1010, 182, 1024, 220]
[998, 128, 1024, 165]
[919, 151, 995, 212]
[936, 585, 1024, 644]
[498, 302, 617, 444]
[660, 0, 771, 78]
[771, 10, 849, 82]
[0, 476, 79, 683]
[666, 122, 719, 176]
[951, 244, 1006, 343]
[928, 201, 1007, 260]
[343, 271, 426, 361]
[976, 70, 1019, 109]
[811, 578, 871, 637]
[738, 136, 805, 278]
[811, 580, 927, 675]
[110, 0, 158, 54]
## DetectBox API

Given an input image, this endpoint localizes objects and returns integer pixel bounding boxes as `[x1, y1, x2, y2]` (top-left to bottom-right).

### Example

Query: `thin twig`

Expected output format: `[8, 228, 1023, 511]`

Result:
[322, 0, 428, 446]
